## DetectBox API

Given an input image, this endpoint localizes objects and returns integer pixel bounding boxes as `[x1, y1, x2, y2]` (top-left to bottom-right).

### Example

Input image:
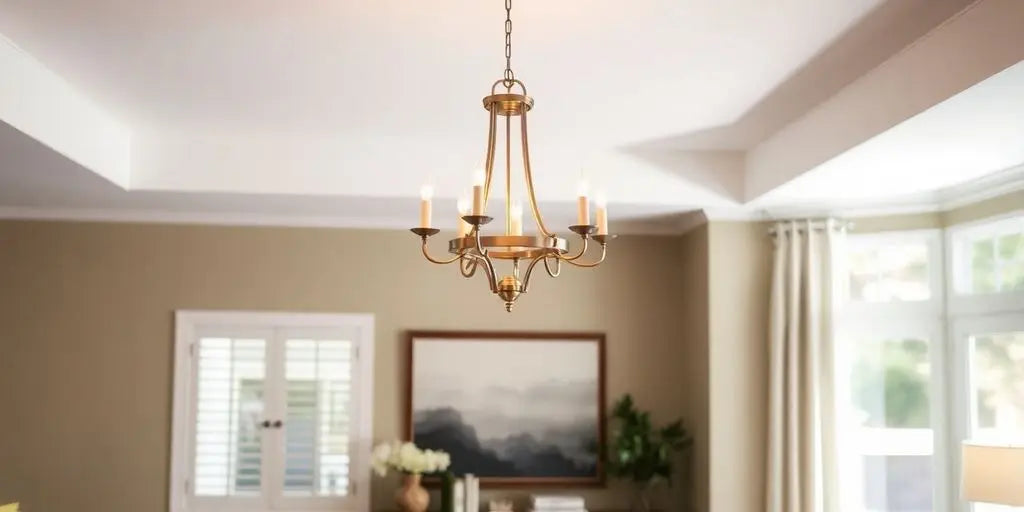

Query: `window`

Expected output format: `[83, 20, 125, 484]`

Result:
[837, 214, 1024, 512]
[836, 231, 945, 512]
[170, 312, 375, 512]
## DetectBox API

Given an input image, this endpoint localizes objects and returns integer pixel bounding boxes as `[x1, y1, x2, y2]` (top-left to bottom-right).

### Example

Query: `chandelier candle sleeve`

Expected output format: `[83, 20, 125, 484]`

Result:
[420, 185, 434, 229]
[472, 170, 486, 215]
[577, 196, 590, 226]
[576, 179, 590, 226]
[596, 194, 608, 235]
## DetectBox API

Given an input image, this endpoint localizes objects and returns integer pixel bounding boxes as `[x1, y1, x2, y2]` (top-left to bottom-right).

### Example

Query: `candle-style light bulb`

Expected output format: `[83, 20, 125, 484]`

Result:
[577, 179, 590, 198]
[509, 200, 523, 236]
[595, 192, 608, 235]
[576, 178, 590, 226]
[472, 169, 486, 215]
[419, 184, 434, 228]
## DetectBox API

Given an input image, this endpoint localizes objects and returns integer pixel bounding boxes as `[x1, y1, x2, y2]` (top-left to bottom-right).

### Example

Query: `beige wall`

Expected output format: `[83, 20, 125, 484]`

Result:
[0, 220, 697, 512]
[852, 190, 1024, 233]
[671, 221, 772, 512]
[677, 225, 710, 512]
[706, 222, 771, 512]
[942, 189, 1024, 226]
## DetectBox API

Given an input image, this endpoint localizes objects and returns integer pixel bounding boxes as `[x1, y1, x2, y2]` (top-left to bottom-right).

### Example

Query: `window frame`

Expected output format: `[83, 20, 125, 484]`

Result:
[949, 312, 1024, 512]
[944, 212, 1024, 512]
[170, 311, 375, 512]
[947, 211, 1024, 315]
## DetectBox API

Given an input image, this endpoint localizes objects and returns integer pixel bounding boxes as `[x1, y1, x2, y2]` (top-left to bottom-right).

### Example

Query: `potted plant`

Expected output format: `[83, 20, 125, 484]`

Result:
[607, 395, 692, 512]
[371, 441, 451, 512]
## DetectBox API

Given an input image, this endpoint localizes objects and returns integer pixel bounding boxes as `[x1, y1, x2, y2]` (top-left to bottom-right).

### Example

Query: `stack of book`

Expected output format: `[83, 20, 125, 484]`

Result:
[452, 474, 480, 512]
[530, 494, 587, 512]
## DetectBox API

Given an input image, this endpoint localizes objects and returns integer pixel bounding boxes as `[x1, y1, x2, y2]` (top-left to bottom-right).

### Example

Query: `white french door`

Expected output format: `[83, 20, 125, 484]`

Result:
[172, 312, 373, 512]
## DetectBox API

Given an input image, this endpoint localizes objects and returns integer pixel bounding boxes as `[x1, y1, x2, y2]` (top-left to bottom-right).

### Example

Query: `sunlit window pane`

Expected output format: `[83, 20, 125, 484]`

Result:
[970, 331, 1024, 437]
[841, 338, 934, 512]
[849, 243, 930, 302]
[958, 216, 1024, 294]
[284, 339, 354, 497]
[194, 337, 266, 497]
[852, 339, 931, 428]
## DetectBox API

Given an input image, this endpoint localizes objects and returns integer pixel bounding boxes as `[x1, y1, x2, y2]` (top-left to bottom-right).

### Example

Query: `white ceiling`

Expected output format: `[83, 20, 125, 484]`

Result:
[1, 0, 1023, 231]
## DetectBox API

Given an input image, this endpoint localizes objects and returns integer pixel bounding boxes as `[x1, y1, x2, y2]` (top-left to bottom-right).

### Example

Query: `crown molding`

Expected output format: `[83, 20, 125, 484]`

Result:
[708, 162, 1024, 222]
[0, 207, 416, 231]
[1, 165, 1020, 233]
[0, 206, 686, 235]
[936, 162, 1024, 210]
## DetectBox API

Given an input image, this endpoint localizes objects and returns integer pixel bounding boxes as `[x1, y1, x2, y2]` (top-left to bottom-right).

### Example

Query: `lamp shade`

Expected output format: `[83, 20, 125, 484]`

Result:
[962, 443, 1024, 506]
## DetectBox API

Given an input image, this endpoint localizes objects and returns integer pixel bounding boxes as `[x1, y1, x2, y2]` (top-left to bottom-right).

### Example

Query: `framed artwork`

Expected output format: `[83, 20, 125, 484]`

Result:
[405, 331, 606, 487]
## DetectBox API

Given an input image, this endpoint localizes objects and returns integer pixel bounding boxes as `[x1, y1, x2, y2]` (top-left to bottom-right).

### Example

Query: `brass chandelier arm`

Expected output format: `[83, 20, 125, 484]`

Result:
[542, 253, 561, 277]
[559, 243, 607, 268]
[505, 114, 512, 235]
[460, 256, 479, 277]
[559, 235, 590, 261]
[522, 253, 557, 292]
[470, 227, 500, 292]
[470, 253, 499, 292]
[520, 110, 554, 237]
[483, 108, 497, 204]
[421, 241, 463, 265]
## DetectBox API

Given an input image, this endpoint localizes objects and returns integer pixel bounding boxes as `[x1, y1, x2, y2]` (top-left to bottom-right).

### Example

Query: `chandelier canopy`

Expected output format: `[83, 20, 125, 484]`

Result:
[410, 0, 614, 312]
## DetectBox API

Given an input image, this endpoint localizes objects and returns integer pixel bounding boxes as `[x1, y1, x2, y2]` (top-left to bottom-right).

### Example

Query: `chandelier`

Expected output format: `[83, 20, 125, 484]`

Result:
[410, 0, 614, 312]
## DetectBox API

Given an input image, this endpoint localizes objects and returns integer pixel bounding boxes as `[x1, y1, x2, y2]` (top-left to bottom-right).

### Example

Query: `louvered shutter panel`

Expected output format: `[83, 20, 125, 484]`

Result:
[283, 338, 355, 497]
[192, 336, 267, 497]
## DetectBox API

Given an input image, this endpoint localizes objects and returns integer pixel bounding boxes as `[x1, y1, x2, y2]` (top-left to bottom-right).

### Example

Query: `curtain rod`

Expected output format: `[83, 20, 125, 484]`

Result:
[767, 219, 854, 237]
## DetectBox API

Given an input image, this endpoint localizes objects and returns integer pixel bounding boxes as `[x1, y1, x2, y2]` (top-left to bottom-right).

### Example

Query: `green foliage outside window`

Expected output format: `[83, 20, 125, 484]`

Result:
[971, 233, 1024, 293]
[851, 339, 930, 428]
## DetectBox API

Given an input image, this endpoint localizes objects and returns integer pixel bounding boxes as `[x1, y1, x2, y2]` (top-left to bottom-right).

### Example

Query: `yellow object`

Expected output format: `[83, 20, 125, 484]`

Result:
[0, 503, 19, 512]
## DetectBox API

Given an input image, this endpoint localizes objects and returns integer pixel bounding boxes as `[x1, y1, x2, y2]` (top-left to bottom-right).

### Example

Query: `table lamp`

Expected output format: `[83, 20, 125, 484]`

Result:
[962, 442, 1024, 506]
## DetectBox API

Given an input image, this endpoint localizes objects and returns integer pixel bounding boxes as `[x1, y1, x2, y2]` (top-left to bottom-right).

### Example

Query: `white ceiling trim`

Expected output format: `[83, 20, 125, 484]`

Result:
[1, 166, 1018, 232]
[0, 205, 689, 235]
[936, 163, 1024, 210]
[0, 32, 130, 188]
[708, 163, 1024, 221]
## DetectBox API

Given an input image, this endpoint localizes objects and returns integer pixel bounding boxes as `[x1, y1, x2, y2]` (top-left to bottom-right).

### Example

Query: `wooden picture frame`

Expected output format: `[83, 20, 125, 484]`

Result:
[405, 331, 607, 487]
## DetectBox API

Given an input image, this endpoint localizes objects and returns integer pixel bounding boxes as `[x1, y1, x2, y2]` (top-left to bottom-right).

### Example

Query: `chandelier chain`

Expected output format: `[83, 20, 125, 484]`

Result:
[503, 0, 515, 89]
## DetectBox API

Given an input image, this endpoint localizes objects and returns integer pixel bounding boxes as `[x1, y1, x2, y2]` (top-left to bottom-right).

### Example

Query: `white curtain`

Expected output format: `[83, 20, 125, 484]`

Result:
[766, 219, 844, 512]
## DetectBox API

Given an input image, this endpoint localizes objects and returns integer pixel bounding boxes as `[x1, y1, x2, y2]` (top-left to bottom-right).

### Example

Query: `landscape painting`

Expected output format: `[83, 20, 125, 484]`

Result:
[406, 331, 606, 486]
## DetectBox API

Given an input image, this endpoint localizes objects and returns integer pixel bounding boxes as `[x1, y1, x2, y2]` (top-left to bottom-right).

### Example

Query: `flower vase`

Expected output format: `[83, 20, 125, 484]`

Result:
[631, 481, 655, 512]
[395, 474, 429, 512]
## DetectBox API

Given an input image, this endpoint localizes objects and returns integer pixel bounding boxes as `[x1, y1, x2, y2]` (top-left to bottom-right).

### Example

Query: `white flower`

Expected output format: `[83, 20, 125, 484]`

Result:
[435, 451, 451, 471]
[369, 440, 451, 476]
[371, 442, 392, 476]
